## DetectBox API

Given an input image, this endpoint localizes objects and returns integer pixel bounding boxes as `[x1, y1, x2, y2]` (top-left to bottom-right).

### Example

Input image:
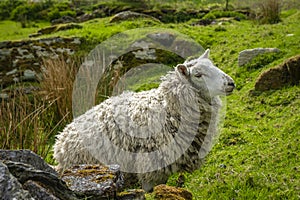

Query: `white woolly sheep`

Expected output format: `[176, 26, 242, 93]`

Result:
[53, 49, 235, 191]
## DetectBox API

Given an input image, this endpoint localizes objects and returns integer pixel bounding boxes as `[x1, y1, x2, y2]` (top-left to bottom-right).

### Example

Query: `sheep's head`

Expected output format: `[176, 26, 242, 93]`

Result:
[176, 49, 235, 97]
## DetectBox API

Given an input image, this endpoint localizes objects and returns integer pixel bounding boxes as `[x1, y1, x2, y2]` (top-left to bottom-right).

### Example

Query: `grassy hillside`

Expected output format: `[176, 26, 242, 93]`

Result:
[0, 3, 299, 200]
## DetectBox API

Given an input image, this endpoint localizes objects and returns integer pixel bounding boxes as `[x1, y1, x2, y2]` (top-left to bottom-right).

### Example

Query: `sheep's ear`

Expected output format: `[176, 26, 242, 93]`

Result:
[199, 49, 210, 59]
[176, 64, 189, 77]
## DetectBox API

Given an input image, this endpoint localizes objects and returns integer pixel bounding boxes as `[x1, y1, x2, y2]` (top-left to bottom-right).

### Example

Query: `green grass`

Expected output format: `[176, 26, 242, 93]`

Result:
[176, 85, 300, 199]
[0, 6, 299, 200]
[166, 10, 300, 199]
[0, 20, 50, 41]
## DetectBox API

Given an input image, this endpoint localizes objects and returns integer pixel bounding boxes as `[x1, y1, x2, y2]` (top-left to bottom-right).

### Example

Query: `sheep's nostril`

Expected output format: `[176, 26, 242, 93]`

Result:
[228, 82, 235, 88]
[225, 82, 235, 95]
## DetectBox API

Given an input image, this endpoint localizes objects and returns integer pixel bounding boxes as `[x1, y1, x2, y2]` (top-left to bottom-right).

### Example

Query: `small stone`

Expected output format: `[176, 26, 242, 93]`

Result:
[6, 68, 18, 76]
[0, 93, 9, 99]
[22, 69, 36, 81]
[219, 164, 227, 168]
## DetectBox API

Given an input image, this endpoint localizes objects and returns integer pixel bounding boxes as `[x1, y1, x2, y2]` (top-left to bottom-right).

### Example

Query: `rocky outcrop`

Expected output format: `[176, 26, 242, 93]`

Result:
[51, 16, 78, 25]
[0, 37, 81, 89]
[0, 149, 57, 175]
[154, 184, 193, 200]
[30, 23, 83, 38]
[4, 160, 78, 199]
[255, 54, 300, 91]
[62, 164, 124, 199]
[110, 11, 161, 23]
[71, 4, 209, 24]
[0, 149, 146, 200]
[238, 48, 280, 67]
[0, 161, 33, 200]
[118, 189, 146, 200]
[0, 150, 77, 199]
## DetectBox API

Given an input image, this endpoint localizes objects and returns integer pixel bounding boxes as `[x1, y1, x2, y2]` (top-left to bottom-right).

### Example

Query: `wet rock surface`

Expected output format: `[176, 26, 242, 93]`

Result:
[0, 161, 33, 200]
[0, 149, 57, 175]
[62, 164, 124, 199]
[0, 149, 146, 200]
[3, 160, 78, 199]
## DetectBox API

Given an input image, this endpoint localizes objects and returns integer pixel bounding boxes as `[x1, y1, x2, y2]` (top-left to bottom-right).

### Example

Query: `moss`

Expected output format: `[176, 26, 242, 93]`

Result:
[37, 23, 83, 35]
[92, 174, 115, 183]
[117, 189, 145, 199]
[154, 184, 192, 200]
[63, 164, 110, 177]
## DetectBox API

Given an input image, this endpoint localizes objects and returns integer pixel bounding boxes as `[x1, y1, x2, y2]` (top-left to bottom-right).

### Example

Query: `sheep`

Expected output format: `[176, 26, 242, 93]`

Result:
[53, 49, 235, 191]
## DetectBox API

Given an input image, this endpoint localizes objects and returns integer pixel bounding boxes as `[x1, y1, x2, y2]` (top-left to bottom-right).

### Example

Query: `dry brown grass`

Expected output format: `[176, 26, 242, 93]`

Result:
[0, 88, 61, 160]
[0, 56, 81, 161]
[257, 0, 282, 24]
[40, 56, 80, 122]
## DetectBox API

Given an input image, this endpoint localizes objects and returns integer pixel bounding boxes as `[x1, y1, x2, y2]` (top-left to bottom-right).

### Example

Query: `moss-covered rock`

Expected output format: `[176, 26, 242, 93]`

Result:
[110, 11, 161, 23]
[62, 164, 124, 199]
[154, 184, 192, 200]
[255, 54, 300, 91]
[32, 23, 83, 37]
[0, 37, 81, 89]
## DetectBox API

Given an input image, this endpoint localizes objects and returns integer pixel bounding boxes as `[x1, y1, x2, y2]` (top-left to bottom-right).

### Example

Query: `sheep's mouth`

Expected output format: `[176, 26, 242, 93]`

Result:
[225, 87, 235, 95]
[224, 82, 235, 95]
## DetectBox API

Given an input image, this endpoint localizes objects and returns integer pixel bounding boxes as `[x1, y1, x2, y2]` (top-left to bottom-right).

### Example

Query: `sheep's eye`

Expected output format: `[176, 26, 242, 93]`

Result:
[195, 73, 203, 78]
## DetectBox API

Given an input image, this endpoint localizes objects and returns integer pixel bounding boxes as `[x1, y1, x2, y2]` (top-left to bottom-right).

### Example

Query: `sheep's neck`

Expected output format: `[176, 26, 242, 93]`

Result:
[159, 74, 213, 114]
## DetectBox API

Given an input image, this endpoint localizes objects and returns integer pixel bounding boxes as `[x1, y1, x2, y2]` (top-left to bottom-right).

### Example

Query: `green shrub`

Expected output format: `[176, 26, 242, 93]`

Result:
[53, 1, 71, 11]
[10, 1, 55, 22]
[0, 0, 24, 20]
[211, 10, 247, 19]
[9, 0, 75, 22]
[215, 26, 227, 32]
[48, 8, 61, 21]
[203, 12, 216, 20]
[60, 10, 77, 18]
[48, 6, 77, 21]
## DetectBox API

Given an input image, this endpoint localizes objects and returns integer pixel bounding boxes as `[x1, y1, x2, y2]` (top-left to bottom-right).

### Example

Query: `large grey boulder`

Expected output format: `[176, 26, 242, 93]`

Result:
[0, 161, 33, 200]
[0, 149, 57, 175]
[238, 48, 280, 66]
[0, 150, 146, 199]
[4, 160, 78, 200]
